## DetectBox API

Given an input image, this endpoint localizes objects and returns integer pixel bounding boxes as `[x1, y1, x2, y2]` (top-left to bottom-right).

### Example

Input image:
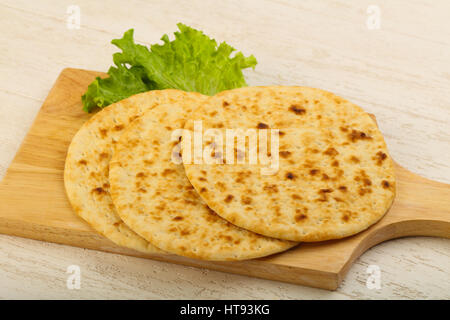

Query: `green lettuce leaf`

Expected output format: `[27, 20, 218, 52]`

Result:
[82, 23, 257, 112]
[82, 65, 155, 112]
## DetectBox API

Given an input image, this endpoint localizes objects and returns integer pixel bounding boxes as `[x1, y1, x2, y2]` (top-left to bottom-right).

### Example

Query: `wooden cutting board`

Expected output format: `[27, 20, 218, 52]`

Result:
[0, 68, 448, 290]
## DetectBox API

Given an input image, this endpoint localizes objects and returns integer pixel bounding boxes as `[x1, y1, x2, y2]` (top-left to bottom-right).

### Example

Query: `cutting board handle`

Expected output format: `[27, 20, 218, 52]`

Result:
[352, 164, 450, 259]
[365, 114, 450, 240]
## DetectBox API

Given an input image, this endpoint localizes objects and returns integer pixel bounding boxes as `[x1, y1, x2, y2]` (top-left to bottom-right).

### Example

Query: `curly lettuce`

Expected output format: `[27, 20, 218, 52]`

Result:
[82, 23, 257, 112]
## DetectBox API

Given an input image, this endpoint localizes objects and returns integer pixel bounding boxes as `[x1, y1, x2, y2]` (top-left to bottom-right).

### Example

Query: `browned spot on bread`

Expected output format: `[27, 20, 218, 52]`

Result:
[322, 173, 330, 180]
[200, 187, 207, 193]
[223, 101, 230, 107]
[200, 170, 207, 176]
[180, 229, 190, 236]
[257, 122, 269, 129]
[113, 124, 124, 131]
[323, 147, 339, 156]
[209, 111, 218, 116]
[99, 128, 108, 137]
[99, 152, 109, 160]
[144, 160, 154, 165]
[354, 170, 373, 195]
[153, 140, 160, 146]
[309, 169, 319, 175]
[263, 184, 279, 194]
[358, 187, 372, 196]
[136, 172, 146, 178]
[285, 172, 296, 180]
[338, 185, 348, 192]
[235, 170, 251, 184]
[205, 213, 219, 223]
[302, 159, 315, 168]
[348, 129, 372, 142]
[91, 187, 106, 195]
[289, 104, 306, 115]
[278, 131, 285, 136]
[161, 169, 175, 176]
[350, 156, 360, 163]
[374, 151, 388, 165]
[219, 235, 233, 242]
[183, 199, 196, 205]
[382, 180, 391, 188]
[280, 151, 291, 158]
[165, 126, 172, 131]
[215, 182, 226, 191]
[291, 194, 302, 200]
[103, 183, 110, 189]
[127, 139, 140, 148]
[317, 188, 333, 202]
[234, 239, 241, 244]
[198, 177, 207, 181]
[340, 126, 348, 132]
[155, 203, 166, 211]
[224, 194, 234, 203]
[333, 197, 344, 202]
[172, 216, 184, 221]
[128, 115, 139, 122]
[138, 188, 147, 193]
[78, 159, 87, 165]
[241, 196, 252, 205]
[332, 160, 339, 167]
[294, 213, 307, 222]
[341, 211, 357, 222]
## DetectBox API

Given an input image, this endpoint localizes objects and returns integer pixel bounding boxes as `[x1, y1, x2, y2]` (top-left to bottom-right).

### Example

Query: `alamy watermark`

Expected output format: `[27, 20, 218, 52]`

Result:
[66, 5, 81, 30]
[366, 5, 381, 30]
[66, 265, 81, 290]
[171, 121, 280, 175]
[366, 264, 381, 289]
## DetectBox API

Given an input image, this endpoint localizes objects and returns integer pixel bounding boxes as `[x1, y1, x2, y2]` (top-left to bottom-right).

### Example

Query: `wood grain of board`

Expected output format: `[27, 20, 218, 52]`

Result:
[0, 68, 448, 290]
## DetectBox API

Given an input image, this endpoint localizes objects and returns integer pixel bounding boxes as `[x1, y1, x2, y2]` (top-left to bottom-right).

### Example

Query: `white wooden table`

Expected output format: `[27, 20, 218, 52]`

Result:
[0, 0, 448, 299]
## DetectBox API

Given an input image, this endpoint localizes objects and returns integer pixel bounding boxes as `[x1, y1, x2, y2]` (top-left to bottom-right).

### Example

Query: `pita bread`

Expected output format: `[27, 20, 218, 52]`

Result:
[108, 101, 297, 261]
[182, 86, 396, 242]
[64, 90, 205, 253]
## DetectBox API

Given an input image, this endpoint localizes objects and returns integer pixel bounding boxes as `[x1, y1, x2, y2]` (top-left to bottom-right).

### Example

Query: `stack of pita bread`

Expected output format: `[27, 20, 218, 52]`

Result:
[64, 86, 395, 261]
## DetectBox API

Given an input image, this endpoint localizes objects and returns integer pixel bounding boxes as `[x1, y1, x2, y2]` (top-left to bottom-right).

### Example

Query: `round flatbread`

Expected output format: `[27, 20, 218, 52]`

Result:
[64, 89, 205, 253]
[108, 100, 297, 261]
[182, 86, 396, 242]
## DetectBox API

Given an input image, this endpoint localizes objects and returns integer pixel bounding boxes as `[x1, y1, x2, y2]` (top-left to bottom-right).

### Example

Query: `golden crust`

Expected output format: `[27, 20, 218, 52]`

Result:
[64, 90, 205, 253]
[108, 99, 297, 261]
[182, 86, 396, 242]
